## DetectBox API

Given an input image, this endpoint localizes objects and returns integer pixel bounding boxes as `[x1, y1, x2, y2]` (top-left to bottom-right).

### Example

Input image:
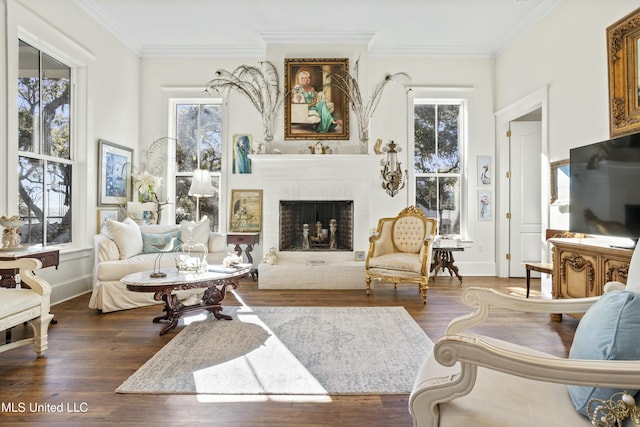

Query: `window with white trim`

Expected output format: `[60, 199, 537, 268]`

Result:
[172, 101, 223, 230]
[17, 39, 73, 245]
[413, 100, 464, 236]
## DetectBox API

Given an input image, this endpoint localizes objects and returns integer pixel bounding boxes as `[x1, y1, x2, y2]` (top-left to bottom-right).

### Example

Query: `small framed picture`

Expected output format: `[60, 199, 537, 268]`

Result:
[229, 189, 263, 232]
[478, 190, 492, 221]
[477, 155, 491, 186]
[232, 134, 252, 174]
[355, 251, 366, 262]
[98, 139, 133, 206]
[97, 208, 119, 234]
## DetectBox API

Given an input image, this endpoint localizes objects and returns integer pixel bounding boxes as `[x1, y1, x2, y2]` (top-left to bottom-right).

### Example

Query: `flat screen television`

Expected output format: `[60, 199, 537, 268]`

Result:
[570, 133, 640, 243]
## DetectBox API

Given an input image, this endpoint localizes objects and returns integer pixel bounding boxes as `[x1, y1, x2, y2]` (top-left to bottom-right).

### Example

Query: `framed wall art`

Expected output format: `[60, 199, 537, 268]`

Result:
[96, 208, 119, 233]
[98, 139, 133, 206]
[607, 7, 640, 137]
[284, 58, 349, 140]
[477, 155, 491, 185]
[478, 190, 492, 221]
[229, 189, 263, 232]
[232, 134, 252, 174]
[550, 159, 569, 204]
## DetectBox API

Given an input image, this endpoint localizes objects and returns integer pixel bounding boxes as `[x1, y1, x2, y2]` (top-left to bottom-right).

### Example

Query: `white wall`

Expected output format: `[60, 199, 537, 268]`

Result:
[139, 47, 497, 273]
[496, 0, 640, 229]
[1, 0, 140, 303]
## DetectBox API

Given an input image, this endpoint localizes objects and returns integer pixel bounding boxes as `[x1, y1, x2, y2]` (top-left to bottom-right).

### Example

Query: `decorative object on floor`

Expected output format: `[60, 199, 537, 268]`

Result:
[0, 215, 24, 249]
[98, 139, 133, 206]
[588, 391, 640, 426]
[188, 169, 216, 221]
[328, 58, 409, 151]
[284, 58, 349, 141]
[205, 61, 281, 143]
[607, 7, 640, 137]
[366, 206, 438, 303]
[262, 247, 278, 265]
[229, 189, 262, 232]
[116, 306, 432, 395]
[380, 141, 407, 197]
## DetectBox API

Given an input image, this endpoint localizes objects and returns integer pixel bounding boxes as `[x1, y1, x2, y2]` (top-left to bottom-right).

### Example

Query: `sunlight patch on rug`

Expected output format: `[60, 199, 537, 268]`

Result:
[116, 306, 433, 395]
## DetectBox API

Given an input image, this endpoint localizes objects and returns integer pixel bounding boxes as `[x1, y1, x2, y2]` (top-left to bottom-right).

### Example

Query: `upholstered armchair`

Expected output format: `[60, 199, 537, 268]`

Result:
[365, 206, 438, 303]
[0, 258, 54, 357]
[409, 284, 640, 426]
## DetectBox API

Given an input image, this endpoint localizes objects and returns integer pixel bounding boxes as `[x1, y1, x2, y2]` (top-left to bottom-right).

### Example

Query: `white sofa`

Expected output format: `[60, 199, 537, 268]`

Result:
[89, 217, 229, 313]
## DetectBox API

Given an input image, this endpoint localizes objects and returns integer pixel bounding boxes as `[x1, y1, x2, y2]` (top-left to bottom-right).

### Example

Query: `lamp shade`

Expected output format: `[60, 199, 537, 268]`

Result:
[188, 169, 215, 197]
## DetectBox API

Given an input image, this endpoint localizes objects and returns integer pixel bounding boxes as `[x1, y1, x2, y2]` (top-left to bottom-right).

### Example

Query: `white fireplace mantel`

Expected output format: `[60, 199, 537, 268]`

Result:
[249, 154, 379, 180]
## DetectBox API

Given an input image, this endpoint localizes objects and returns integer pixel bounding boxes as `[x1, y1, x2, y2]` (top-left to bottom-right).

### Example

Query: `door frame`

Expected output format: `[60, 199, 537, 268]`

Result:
[494, 86, 549, 278]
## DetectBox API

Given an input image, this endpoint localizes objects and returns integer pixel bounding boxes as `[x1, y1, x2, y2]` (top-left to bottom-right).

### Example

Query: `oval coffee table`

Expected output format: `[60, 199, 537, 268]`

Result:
[122, 264, 251, 335]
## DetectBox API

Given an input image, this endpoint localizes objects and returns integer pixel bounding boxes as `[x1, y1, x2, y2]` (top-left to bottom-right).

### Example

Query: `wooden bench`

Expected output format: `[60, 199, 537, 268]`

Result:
[524, 262, 553, 298]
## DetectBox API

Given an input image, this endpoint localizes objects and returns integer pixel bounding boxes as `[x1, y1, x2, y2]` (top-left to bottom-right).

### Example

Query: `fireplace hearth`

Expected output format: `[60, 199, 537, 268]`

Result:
[279, 200, 353, 251]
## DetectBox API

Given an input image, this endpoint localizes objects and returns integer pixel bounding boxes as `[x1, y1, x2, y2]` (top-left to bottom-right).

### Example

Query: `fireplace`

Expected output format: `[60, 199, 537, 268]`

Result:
[279, 200, 353, 251]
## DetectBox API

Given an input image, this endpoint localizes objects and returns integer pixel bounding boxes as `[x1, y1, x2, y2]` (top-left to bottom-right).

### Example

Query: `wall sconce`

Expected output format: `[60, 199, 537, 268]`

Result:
[380, 140, 407, 197]
[189, 169, 216, 221]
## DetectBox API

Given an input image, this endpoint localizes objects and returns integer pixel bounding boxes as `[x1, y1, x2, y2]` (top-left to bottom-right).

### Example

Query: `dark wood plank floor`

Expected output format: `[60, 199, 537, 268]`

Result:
[0, 276, 578, 426]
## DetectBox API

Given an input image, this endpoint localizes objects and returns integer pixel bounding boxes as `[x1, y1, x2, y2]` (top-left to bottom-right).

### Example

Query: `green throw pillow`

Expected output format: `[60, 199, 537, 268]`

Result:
[141, 231, 181, 253]
[568, 291, 640, 417]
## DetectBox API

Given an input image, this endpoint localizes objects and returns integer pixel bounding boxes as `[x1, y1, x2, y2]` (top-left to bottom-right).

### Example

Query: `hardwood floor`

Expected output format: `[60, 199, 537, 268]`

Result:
[0, 276, 578, 426]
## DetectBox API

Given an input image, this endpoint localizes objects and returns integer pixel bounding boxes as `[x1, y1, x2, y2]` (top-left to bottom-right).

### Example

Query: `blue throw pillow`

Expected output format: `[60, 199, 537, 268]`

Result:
[141, 231, 181, 254]
[568, 291, 640, 416]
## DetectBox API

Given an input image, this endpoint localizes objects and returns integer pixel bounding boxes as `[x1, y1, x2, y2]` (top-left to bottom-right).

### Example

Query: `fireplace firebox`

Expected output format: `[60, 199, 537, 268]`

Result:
[279, 200, 353, 251]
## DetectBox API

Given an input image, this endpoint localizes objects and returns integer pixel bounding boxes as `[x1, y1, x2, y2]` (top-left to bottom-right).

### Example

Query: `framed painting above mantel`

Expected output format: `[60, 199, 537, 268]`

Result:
[284, 58, 349, 141]
[607, 7, 640, 137]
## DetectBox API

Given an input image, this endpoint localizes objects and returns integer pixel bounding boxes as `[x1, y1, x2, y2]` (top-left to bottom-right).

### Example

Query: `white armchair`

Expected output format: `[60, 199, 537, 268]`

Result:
[409, 286, 640, 426]
[0, 258, 54, 357]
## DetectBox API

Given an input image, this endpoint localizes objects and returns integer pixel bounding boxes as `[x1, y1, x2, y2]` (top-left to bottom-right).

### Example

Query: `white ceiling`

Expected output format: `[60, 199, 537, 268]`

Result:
[73, 0, 561, 58]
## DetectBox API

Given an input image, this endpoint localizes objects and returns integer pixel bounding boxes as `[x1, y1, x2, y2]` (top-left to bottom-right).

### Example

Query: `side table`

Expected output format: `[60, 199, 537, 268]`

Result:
[227, 233, 260, 280]
[431, 246, 464, 283]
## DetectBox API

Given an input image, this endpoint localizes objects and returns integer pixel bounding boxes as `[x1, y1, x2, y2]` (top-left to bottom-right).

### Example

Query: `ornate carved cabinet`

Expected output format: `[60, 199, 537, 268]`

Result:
[548, 238, 632, 320]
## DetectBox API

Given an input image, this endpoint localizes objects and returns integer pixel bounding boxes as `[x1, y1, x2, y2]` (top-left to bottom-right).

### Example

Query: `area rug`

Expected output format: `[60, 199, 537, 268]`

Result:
[116, 306, 433, 395]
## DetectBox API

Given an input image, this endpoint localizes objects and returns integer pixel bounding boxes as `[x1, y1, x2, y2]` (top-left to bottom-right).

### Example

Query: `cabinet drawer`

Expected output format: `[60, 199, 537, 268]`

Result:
[227, 234, 259, 245]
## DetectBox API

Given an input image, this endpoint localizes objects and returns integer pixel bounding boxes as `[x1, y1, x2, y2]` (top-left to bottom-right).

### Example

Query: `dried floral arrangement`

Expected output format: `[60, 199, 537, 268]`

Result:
[205, 61, 281, 142]
[328, 58, 410, 146]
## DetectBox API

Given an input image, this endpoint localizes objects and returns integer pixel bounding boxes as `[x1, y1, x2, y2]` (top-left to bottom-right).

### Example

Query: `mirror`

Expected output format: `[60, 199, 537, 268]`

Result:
[550, 159, 569, 204]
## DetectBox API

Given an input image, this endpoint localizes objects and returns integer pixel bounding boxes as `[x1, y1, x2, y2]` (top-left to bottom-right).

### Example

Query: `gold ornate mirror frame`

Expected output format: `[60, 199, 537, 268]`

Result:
[607, 7, 640, 137]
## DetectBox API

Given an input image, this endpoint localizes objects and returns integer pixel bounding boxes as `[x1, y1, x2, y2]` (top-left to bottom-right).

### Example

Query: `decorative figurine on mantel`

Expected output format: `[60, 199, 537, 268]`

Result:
[330, 219, 337, 249]
[0, 215, 24, 249]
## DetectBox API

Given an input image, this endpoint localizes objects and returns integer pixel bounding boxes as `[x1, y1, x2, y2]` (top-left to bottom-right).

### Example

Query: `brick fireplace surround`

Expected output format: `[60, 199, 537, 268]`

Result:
[252, 154, 377, 289]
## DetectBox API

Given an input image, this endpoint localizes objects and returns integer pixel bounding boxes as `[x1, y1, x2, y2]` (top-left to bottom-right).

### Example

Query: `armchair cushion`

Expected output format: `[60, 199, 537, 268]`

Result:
[367, 253, 422, 274]
[568, 290, 640, 415]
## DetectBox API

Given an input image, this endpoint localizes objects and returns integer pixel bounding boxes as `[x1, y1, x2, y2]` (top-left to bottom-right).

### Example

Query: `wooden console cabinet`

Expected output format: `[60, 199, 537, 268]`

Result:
[548, 238, 632, 320]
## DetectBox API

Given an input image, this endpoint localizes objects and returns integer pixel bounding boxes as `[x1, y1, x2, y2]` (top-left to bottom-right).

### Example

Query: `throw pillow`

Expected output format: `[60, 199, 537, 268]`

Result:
[141, 231, 181, 254]
[104, 217, 143, 260]
[180, 215, 210, 247]
[568, 291, 640, 416]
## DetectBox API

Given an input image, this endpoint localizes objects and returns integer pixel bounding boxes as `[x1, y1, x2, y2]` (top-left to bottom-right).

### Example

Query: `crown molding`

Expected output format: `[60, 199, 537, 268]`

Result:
[140, 45, 266, 58]
[259, 31, 376, 45]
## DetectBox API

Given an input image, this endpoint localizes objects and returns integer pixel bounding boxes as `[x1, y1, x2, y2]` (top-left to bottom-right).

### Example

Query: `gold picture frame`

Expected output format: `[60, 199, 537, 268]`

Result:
[229, 189, 263, 232]
[550, 159, 569, 204]
[284, 58, 349, 140]
[607, 7, 640, 137]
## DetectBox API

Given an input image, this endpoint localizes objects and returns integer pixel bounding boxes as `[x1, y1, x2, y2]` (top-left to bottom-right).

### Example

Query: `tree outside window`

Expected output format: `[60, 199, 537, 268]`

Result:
[174, 102, 222, 229]
[17, 40, 72, 245]
[414, 102, 462, 236]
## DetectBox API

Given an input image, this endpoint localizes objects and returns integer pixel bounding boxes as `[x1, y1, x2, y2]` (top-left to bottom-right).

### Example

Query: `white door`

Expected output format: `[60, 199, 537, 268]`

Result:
[508, 121, 542, 277]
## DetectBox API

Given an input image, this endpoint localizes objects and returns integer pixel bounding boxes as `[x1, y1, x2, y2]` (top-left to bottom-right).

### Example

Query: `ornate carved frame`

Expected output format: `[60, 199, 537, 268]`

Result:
[607, 7, 640, 137]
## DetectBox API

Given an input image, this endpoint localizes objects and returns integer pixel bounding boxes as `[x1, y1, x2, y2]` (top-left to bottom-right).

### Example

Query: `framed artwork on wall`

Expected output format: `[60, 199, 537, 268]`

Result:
[550, 159, 569, 204]
[229, 189, 263, 232]
[607, 7, 640, 137]
[98, 139, 133, 206]
[232, 134, 252, 174]
[284, 58, 349, 141]
[478, 190, 492, 221]
[96, 208, 119, 234]
[477, 155, 491, 185]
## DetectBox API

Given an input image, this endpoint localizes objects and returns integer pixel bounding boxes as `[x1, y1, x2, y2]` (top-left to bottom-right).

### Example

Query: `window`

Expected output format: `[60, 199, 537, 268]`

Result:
[17, 40, 72, 245]
[173, 101, 223, 230]
[413, 101, 464, 236]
